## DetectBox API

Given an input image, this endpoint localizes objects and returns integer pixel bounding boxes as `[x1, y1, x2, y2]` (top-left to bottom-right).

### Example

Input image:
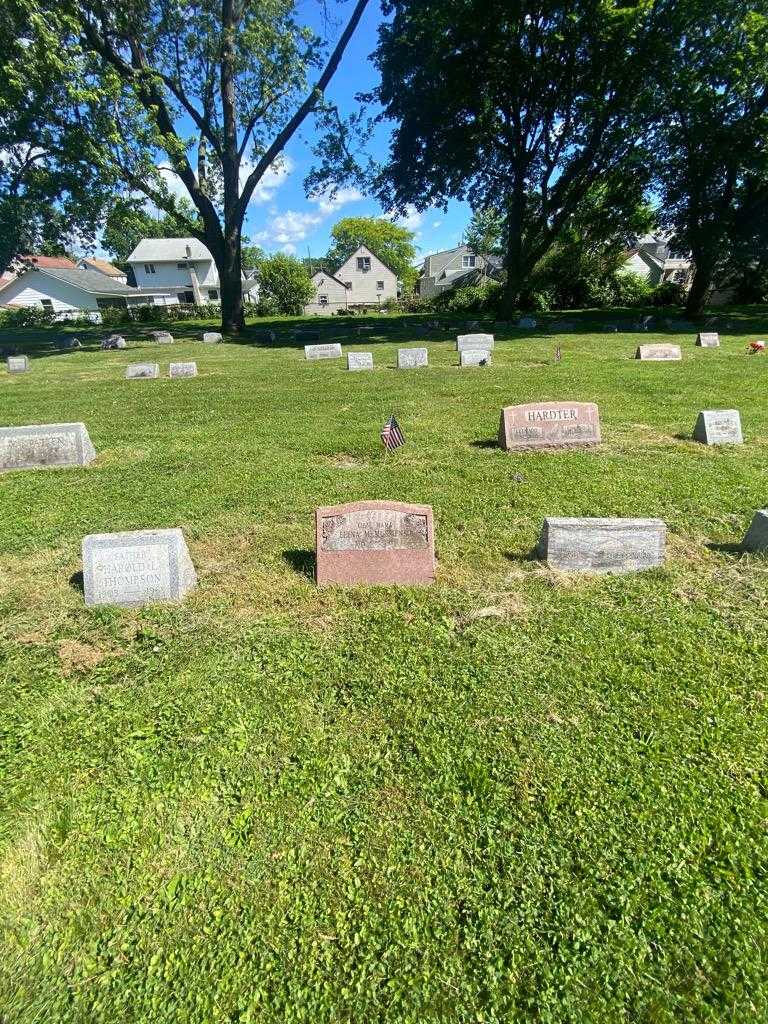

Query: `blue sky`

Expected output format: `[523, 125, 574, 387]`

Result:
[150, 0, 472, 267]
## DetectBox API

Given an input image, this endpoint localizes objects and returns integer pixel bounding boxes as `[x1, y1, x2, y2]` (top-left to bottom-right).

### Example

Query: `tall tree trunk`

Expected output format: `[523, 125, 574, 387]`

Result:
[685, 248, 716, 318]
[219, 228, 244, 333]
[502, 188, 526, 315]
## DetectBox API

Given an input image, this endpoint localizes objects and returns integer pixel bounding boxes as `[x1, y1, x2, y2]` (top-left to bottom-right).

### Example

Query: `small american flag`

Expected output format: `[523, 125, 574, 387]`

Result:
[380, 414, 405, 451]
[554, 345, 562, 363]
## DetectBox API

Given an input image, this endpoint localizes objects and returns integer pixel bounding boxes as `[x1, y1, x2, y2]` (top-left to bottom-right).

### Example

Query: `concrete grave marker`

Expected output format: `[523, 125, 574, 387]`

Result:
[125, 362, 159, 379]
[82, 528, 197, 607]
[55, 338, 82, 351]
[456, 333, 494, 352]
[696, 332, 720, 347]
[0, 422, 96, 472]
[635, 343, 682, 361]
[315, 500, 435, 586]
[693, 409, 742, 445]
[202, 332, 222, 344]
[460, 350, 492, 367]
[347, 351, 373, 371]
[498, 401, 601, 451]
[169, 362, 198, 378]
[397, 347, 428, 369]
[305, 343, 342, 360]
[101, 335, 126, 350]
[7, 355, 29, 373]
[150, 330, 174, 343]
[743, 510, 768, 552]
[537, 517, 667, 573]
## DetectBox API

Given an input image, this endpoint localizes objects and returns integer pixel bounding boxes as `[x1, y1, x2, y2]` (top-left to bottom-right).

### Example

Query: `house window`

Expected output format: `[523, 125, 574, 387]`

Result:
[208, 289, 219, 300]
[376, 280, 385, 291]
[319, 294, 329, 306]
[462, 255, 476, 268]
[177, 262, 192, 269]
[40, 299, 53, 309]
[181, 291, 194, 303]
[356, 256, 371, 272]
[144, 263, 156, 274]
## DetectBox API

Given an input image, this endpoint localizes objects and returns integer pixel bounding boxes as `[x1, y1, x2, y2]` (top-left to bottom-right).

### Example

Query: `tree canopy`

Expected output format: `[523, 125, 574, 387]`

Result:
[325, 217, 417, 289]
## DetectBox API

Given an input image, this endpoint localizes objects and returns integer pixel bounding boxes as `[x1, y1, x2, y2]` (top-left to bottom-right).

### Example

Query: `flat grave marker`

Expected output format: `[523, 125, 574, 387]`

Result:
[537, 517, 667, 573]
[693, 409, 742, 445]
[460, 350, 492, 367]
[636, 343, 682, 361]
[82, 528, 197, 607]
[0, 422, 96, 472]
[696, 332, 720, 347]
[743, 510, 768, 553]
[7, 355, 29, 374]
[456, 333, 494, 352]
[315, 500, 435, 586]
[397, 347, 428, 369]
[305, 343, 342, 360]
[169, 361, 198, 378]
[125, 362, 159, 379]
[347, 352, 374, 371]
[498, 401, 601, 451]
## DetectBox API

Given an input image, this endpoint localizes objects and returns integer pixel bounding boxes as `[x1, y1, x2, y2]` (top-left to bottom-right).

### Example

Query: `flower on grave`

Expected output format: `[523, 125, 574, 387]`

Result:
[748, 340, 766, 354]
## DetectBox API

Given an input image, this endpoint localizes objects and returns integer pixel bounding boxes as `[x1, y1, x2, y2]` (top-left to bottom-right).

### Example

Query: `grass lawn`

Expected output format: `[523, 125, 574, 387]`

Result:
[1, 310, 768, 1022]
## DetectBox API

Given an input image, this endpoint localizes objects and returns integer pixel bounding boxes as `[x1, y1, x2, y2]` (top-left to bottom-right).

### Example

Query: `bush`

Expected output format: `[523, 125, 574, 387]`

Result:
[0, 306, 58, 328]
[433, 281, 501, 315]
[648, 280, 686, 307]
[612, 271, 652, 307]
[99, 306, 133, 328]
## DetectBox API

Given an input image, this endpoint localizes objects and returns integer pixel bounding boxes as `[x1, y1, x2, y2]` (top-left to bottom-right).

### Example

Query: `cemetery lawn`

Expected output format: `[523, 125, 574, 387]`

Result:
[2, 311, 768, 1023]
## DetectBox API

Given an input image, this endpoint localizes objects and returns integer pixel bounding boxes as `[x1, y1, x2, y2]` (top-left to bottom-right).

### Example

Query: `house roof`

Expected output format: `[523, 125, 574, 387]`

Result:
[127, 237, 213, 263]
[311, 269, 349, 288]
[19, 254, 77, 269]
[35, 267, 144, 296]
[336, 244, 396, 277]
[80, 257, 125, 278]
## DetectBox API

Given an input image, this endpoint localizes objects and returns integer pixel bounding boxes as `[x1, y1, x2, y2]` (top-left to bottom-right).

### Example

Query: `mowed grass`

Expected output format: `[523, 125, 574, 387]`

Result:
[1, 311, 768, 1022]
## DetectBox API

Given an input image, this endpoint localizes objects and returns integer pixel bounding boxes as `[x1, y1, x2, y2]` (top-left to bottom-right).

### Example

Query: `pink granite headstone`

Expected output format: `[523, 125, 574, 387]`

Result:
[315, 500, 435, 586]
[498, 401, 601, 451]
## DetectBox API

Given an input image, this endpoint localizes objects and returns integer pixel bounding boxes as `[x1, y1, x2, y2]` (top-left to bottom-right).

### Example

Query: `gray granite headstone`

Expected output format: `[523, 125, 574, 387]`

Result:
[499, 401, 601, 450]
[305, 343, 342, 360]
[101, 335, 127, 350]
[456, 333, 494, 352]
[82, 528, 197, 607]
[0, 422, 96, 471]
[169, 362, 198, 378]
[55, 338, 82, 351]
[7, 355, 29, 373]
[693, 409, 742, 445]
[397, 347, 428, 369]
[460, 350, 492, 367]
[202, 332, 222, 344]
[635, 343, 682, 361]
[347, 352, 373, 371]
[151, 330, 174, 343]
[125, 363, 159, 379]
[743, 510, 768, 552]
[696, 332, 720, 347]
[537, 517, 667, 573]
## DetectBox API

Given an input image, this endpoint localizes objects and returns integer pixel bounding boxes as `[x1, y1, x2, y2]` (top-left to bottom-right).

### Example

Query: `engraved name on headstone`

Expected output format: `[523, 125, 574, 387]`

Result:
[347, 351, 374, 371]
[397, 347, 428, 369]
[0, 422, 96, 472]
[693, 409, 743, 445]
[7, 355, 29, 373]
[125, 363, 160, 379]
[456, 333, 494, 352]
[169, 362, 198, 378]
[743, 510, 768, 553]
[82, 528, 197, 607]
[460, 350, 492, 367]
[696, 332, 720, 347]
[537, 517, 667, 573]
[305, 343, 342, 360]
[635, 343, 682, 361]
[498, 401, 601, 451]
[315, 500, 435, 586]
[202, 332, 222, 344]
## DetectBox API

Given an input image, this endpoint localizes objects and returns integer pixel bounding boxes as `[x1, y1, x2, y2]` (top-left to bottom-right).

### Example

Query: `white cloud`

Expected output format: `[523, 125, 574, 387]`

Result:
[281, 243, 297, 255]
[310, 186, 364, 216]
[431, 220, 442, 228]
[245, 155, 295, 204]
[389, 204, 424, 232]
[255, 209, 323, 246]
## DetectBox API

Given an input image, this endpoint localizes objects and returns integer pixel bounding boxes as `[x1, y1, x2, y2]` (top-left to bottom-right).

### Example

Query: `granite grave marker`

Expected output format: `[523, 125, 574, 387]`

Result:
[693, 409, 743, 445]
[397, 347, 428, 369]
[696, 332, 720, 348]
[635, 343, 682, 361]
[0, 422, 96, 471]
[743, 510, 768, 552]
[498, 401, 601, 451]
[7, 355, 29, 373]
[82, 528, 197, 607]
[537, 517, 667, 573]
[456, 333, 494, 352]
[460, 350, 491, 367]
[125, 362, 159, 379]
[202, 332, 222, 344]
[347, 351, 374, 371]
[169, 361, 198, 378]
[305, 342, 342, 360]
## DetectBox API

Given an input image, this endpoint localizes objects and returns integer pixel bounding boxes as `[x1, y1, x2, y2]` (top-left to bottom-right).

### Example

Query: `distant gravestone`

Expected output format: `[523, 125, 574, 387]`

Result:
[169, 361, 198, 378]
[537, 517, 667, 573]
[101, 335, 126, 350]
[498, 401, 601, 451]
[456, 333, 494, 352]
[55, 338, 82, 351]
[305, 342, 342, 360]
[151, 330, 174, 343]
[347, 352, 373, 371]
[693, 409, 743, 445]
[82, 528, 197, 607]
[517, 316, 537, 329]
[696, 332, 720, 347]
[315, 500, 435, 586]
[6, 355, 29, 373]
[202, 332, 222, 344]
[397, 347, 428, 369]
[460, 350, 491, 367]
[125, 362, 159, 379]
[743, 510, 768, 552]
[0, 422, 96, 472]
[635, 343, 682, 361]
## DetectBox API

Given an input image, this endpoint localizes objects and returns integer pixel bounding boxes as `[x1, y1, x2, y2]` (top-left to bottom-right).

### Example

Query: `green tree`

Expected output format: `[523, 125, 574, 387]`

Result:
[463, 208, 504, 281]
[258, 252, 314, 315]
[654, 1, 768, 316]
[325, 216, 417, 291]
[28, 0, 370, 332]
[372, 0, 668, 311]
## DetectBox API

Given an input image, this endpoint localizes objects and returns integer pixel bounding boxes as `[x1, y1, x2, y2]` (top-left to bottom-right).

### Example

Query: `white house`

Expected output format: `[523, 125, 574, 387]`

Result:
[304, 244, 398, 315]
[0, 266, 176, 316]
[619, 236, 693, 288]
[417, 244, 502, 299]
[127, 238, 222, 304]
[77, 257, 128, 284]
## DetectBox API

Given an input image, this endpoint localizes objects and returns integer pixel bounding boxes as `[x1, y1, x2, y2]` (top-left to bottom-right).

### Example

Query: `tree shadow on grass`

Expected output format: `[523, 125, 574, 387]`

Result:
[706, 541, 744, 556]
[69, 570, 85, 594]
[282, 549, 315, 581]
[471, 439, 500, 450]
